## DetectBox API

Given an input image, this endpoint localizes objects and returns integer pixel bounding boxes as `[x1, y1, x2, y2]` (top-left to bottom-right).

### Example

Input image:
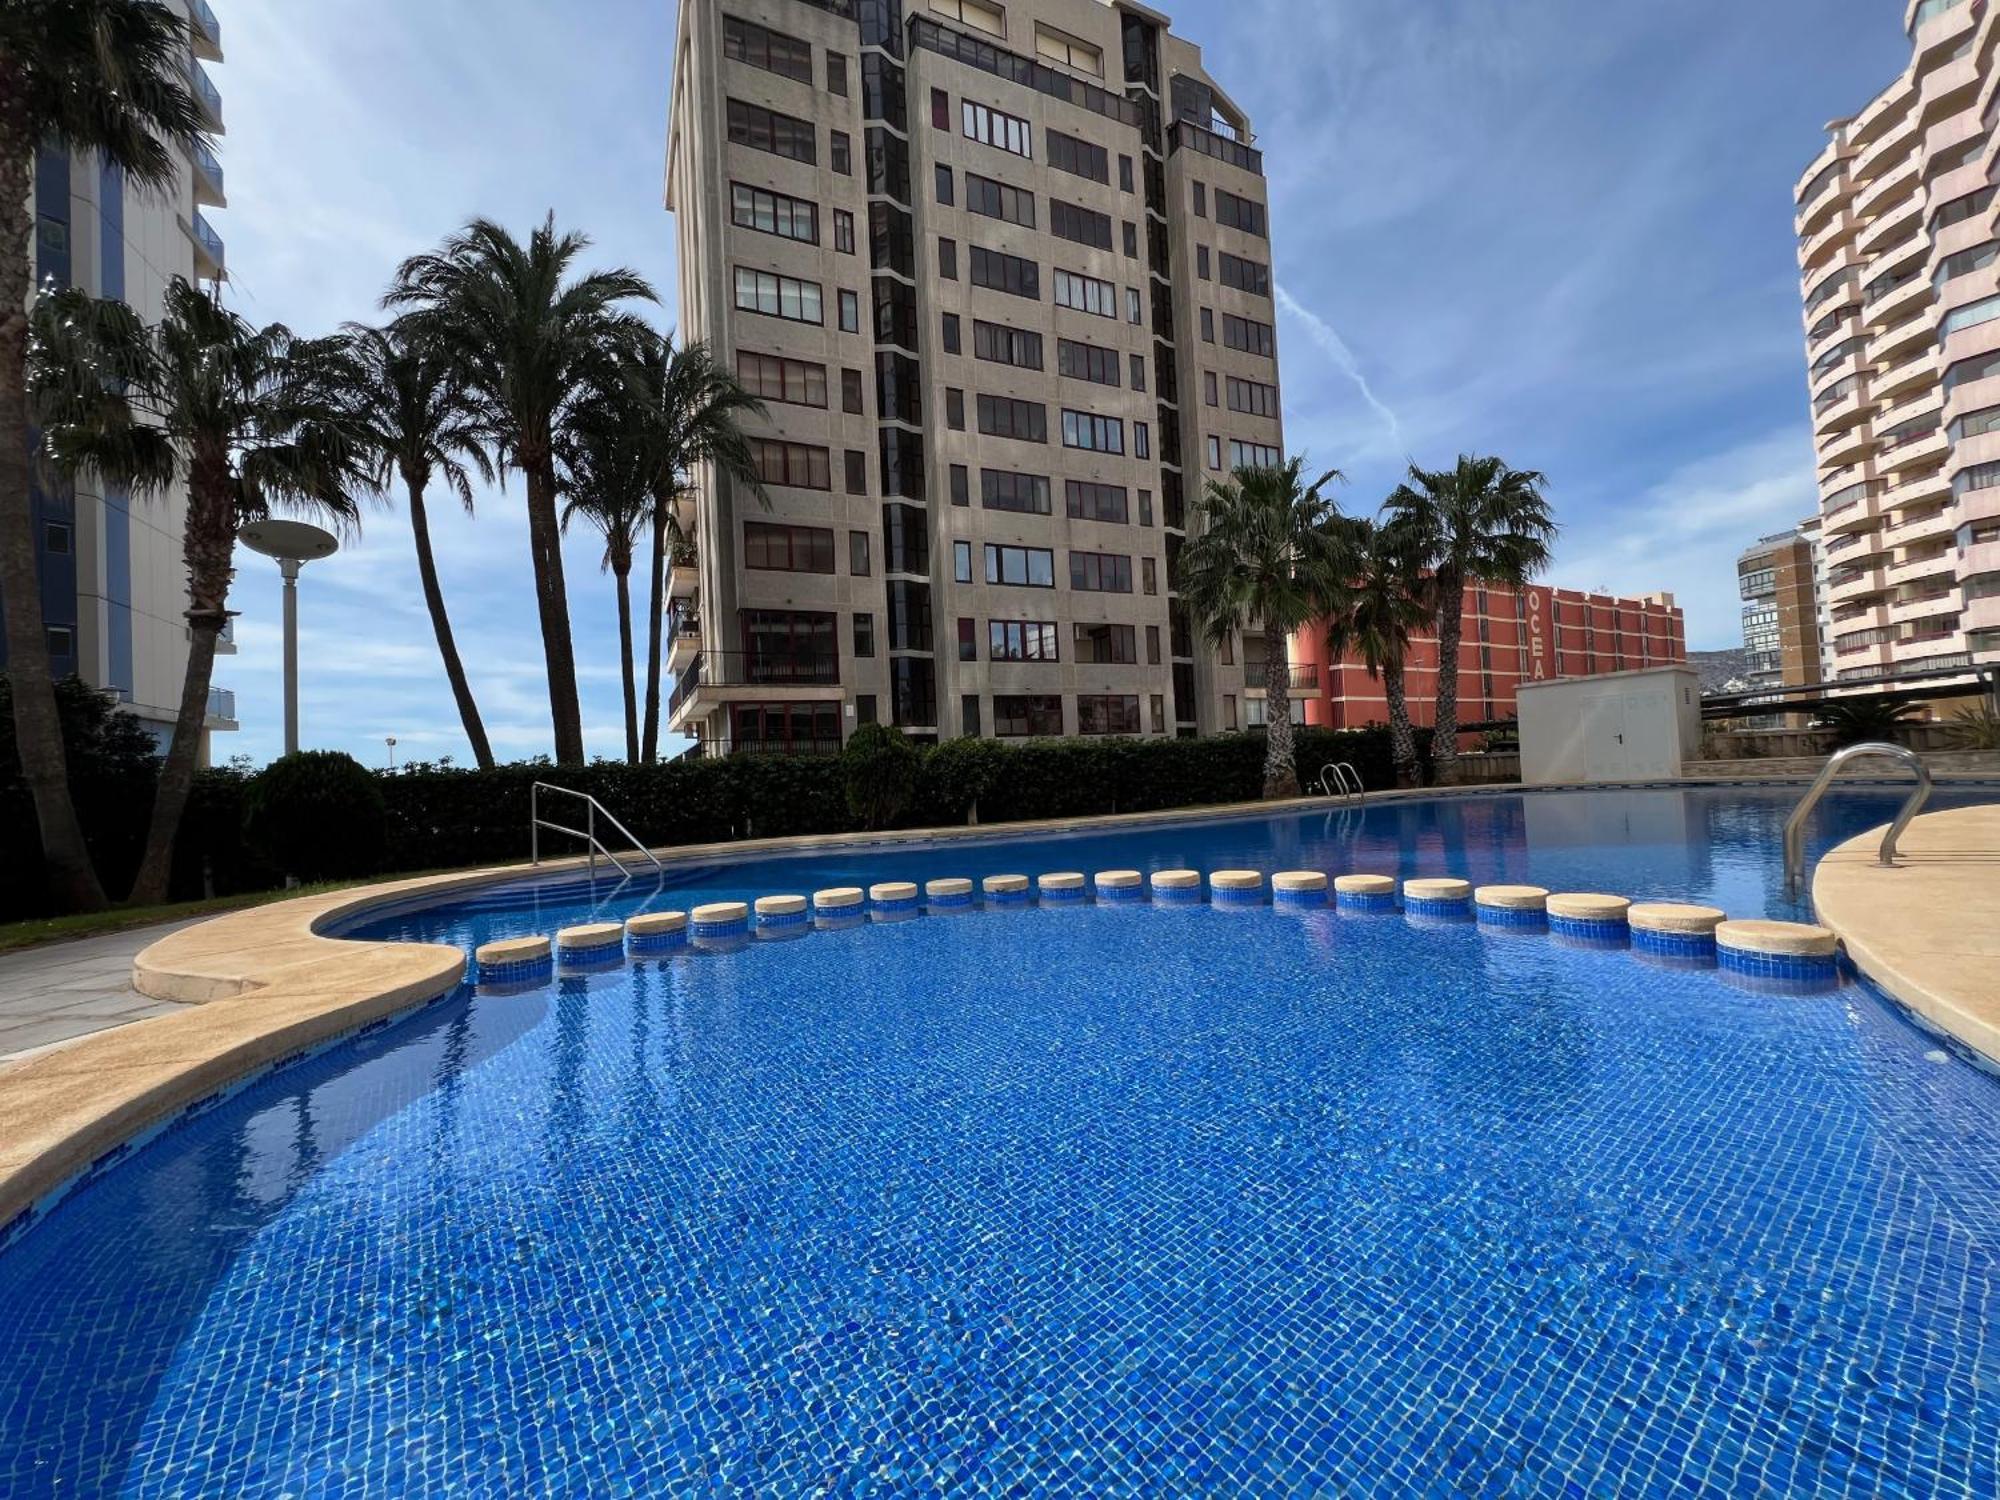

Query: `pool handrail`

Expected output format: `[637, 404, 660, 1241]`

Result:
[1317, 762, 1364, 800]
[530, 782, 665, 880]
[1783, 741, 1932, 899]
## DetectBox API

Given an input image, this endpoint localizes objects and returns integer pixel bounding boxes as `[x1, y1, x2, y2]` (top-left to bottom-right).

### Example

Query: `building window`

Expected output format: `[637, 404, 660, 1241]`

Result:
[989, 621, 1060, 661]
[970, 245, 1040, 299]
[981, 469, 1051, 514]
[1192, 181, 1207, 216]
[935, 163, 955, 205]
[931, 87, 950, 130]
[1065, 480, 1128, 523]
[1223, 693, 1237, 730]
[831, 130, 852, 174]
[963, 99, 1032, 158]
[1206, 436, 1222, 470]
[42, 521, 72, 554]
[1146, 625, 1161, 665]
[1057, 337, 1120, 386]
[1219, 250, 1271, 298]
[1073, 623, 1137, 664]
[984, 544, 1056, 587]
[1215, 189, 1267, 236]
[1141, 557, 1158, 595]
[950, 463, 970, 506]
[853, 612, 875, 658]
[1229, 440, 1282, 470]
[1034, 23, 1103, 76]
[1134, 422, 1150, 459]
[850, 529, 871, 575]
[1138, 490, 1153, 527]
[1129, 353, 1146, 391]
[737, 350, 827, 407]
[973, 320, 1043, 369]
[838, 289, 860, 333]
[834, 208, 855, 254]
[1050, 199, 1113, 250]
[1204, 370, 1218, 406]
[734, 267, 822, 324]
[826, 51, 848, 95]
[946, 388, 966, 430]
[1150, 694, 1166, 733]
[1226, 377, 1280, 417]
[744, 520, 836, 573]
[942, 311, 961, 353]
[1077, 694, 1141, 735]
[1052, 269, 1115, 317]
[723, 16, 813, 83]
[844, 449, 867, 494]
[1197, 245, 1210, 279]
[1119, 154, 1134, 192]
[726, 98, 815, 164]
[961, 694, 980, 736]
[954, 540, 973, 583]
[45, 624, 75, 658]
[856, 694, 878, 725]
[842, 367, 865, 414]
[1200, 307, 1215, 342]
[1069, 551, 1133, 593]
[1061, 409, 1123, 453]
[1046, 128, 1109, 184]
[978, 393, 1047, 442]
[731, 182, 818, 244]
[938, 237, 958, 279]
[1126, 286, 1142, 323]
[1122, 221, 1139, 258]
[750, 437, 832, 488]
[966, 171, 1036, 227]
[994, 694, 1064, 737]
[958, 617, 977, 661]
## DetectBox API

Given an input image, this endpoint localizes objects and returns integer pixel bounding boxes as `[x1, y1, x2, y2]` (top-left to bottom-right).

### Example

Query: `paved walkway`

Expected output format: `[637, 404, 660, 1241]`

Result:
[0, 922, 204, 1062]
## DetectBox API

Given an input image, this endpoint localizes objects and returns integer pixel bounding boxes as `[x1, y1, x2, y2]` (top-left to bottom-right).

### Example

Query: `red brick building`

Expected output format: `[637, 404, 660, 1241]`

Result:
[1289, 583, 1686, 732]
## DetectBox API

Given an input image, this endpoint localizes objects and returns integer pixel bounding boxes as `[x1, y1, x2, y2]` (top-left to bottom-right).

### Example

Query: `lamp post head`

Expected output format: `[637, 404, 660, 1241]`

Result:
[240, 520, 339, 567]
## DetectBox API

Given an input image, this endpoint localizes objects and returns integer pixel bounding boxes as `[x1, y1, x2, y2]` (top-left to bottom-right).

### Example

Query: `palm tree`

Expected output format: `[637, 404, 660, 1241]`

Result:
[1327, 516, 1432, 785]
[558, 397, 652, 762]
[386, 216, 655, 766]
[30, 280, 374, 904]
[1, 0, 208, 913]
[1175, 458, 1358, 798]
[617, 334, 767, 763]
[1384, 455, 1556, 776]
[339, 320, 498, 769]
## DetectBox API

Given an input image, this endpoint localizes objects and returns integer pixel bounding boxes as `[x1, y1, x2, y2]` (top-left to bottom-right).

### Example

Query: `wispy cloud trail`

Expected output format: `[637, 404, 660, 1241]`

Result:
[1274, 283, 1403, 445]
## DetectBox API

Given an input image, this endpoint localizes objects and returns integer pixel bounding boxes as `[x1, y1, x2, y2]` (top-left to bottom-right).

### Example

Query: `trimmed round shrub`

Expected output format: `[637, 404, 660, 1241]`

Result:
[242, 750, 388, 881]
[917, 735, 1009, 824]
[842, 723, 919, 831]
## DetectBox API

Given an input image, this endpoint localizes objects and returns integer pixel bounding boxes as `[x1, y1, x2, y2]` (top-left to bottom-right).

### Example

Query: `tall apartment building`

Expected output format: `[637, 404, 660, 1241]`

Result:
[1735, 528, 1824, 702]
[8, 0, 235, 754]
[664, 0, 1280, 752]
[1291, 583, 1685, 734]
[1795, 0, 2000, 690]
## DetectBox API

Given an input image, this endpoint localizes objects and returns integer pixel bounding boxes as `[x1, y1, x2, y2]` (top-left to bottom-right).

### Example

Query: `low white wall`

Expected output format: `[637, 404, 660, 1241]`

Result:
[1519, 667, 1702, 785]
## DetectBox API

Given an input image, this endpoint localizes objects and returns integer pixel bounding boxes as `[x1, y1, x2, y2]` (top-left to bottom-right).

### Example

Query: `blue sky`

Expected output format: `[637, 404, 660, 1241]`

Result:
[208, 0, 1907, 768]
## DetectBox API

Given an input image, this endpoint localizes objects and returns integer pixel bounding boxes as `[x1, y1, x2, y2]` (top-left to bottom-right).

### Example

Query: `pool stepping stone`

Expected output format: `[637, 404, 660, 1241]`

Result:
[1475, 885, 1549, 927]
[926, 877, 975, 908]
[1151, 869, 1202, 904]
[983, 874, 1030, 905]
[475, 935, 551, 983]
[1716, 919, 1839, 979]
[1273, 871, 1328, 906]
[1210, 870, 1265, 906]
[1094, 870, 1144, 902]
[755, 895, 809, 930]
[625, 911, 688, 952]
[1038, 872, 1087, 902]
[691, 901, 750, 939]
[1403, 877, 1472, 917]
[556, 923, 624, 964]
[1334, 873, 1398, 912]
[1629, 902, 1725, 957]
[1547, 893, 1632, 941]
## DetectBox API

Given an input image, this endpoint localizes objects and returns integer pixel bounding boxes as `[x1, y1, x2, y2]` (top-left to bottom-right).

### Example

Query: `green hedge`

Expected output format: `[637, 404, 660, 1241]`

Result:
[1, 705, 1430, 919]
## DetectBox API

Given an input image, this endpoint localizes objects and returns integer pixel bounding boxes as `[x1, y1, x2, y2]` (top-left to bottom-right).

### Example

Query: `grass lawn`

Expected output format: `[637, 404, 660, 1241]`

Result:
[0, 870, 463, 957]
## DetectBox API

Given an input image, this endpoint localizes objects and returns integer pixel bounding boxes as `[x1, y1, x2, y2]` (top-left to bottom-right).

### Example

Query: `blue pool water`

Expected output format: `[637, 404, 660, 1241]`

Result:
[2, 786, 1998, 1496]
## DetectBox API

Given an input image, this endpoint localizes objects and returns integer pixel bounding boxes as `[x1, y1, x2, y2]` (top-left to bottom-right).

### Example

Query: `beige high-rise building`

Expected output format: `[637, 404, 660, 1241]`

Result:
[1796, 0, 2000, 690]
[664, 0, 1282, 753]
[12, 0, 236, 754]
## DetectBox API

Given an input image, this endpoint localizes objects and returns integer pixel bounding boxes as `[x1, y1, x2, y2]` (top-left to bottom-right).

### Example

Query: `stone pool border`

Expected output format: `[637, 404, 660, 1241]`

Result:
[0, 776, 1992, 1243]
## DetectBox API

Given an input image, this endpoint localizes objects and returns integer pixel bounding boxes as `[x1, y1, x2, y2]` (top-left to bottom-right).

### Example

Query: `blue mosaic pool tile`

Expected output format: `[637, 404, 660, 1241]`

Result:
[1153, 886, 1202, 905]
[626, 928, 688, 954]
[1096, 885, 1146, 904]
[1273, 888, 1327, 908]
[986, 888, 1030, 906]
[1039, 885, 1087, 904]
[1211, 887, 1265, 906]
[1633, 928, 1717, 959]
[691, 913, 749, 939]
[1476, 904, 1548, 928]
[814, 910, 867, 931]
[871, 893, 920, 913]
[927, 890, 975, 909]
[1404, 895, 1472, 918]
[475, 955, 553, 985]
[1548, 913, 1630, 941]
[755, 907, 810, 929]
[1336, 891, 1399, 913]
[556, 943, 623, 970]
[1718, 946, 1840, 981]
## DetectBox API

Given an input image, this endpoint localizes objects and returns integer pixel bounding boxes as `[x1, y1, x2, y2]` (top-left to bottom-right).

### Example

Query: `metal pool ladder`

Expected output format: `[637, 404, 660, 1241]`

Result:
[531, 782, 666, 880]
[1782, 742, 1932, 900]
[1317, 762, 1364, 801]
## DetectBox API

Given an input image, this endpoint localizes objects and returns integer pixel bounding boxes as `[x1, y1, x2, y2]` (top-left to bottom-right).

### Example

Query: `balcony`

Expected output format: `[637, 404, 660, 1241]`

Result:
[667, 612, 700, 673]
[1890, 586, 1958, 623]
[1242, 663, 1318, 693]
[188, 56, 223, 133]
[1829, 563, 1890, 604]
[1856, 194, 1922, 261]
[205, 685, 237, 728]
[190, 137, 225, 207]
[1886, 548, 1957, 587]
[191, 210, 223, 279]
[190, 0, 221, 61]
[667, 547, 698, 601]
[1169, 118, 1263, 176]
[667, 648, 842, 725]
[1799, 209, 1857, 273]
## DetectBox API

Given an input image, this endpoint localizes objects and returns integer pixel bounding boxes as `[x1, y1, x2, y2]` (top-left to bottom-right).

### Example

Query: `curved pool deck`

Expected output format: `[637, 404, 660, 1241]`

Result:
[1813, 803, 2000, 1064]
[1, 784, 1995, 1241]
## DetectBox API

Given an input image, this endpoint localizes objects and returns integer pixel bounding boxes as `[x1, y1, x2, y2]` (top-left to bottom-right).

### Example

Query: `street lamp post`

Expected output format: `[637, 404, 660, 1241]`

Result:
[239, 520, 339, 756]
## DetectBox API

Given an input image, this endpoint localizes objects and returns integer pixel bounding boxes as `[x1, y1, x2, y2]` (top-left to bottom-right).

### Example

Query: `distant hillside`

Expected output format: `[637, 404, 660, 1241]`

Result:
[1687, 648, 1750, 695]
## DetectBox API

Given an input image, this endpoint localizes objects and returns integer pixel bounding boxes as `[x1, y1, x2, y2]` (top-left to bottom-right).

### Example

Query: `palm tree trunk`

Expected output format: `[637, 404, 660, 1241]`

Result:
[406, 475, 494, 769]
[1384, 660, 1419, 786]
[1432, 567, 1464, 775]
[0, 143, 107, 912]
[613, 555, 638, 763]
[1261, 623, 1299, 798]
[640, 495, 667, 763]
[524, 455, 584, 765]
[129, 452, 233, 905]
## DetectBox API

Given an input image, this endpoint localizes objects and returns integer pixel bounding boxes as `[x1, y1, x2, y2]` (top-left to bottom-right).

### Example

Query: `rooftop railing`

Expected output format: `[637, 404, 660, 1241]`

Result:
[1170, 118, 1263, 176]
[187, 57, 222, 125]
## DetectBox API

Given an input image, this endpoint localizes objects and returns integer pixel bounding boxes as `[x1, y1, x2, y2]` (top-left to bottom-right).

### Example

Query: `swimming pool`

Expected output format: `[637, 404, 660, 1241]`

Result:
[2, 785, 1997, 1495]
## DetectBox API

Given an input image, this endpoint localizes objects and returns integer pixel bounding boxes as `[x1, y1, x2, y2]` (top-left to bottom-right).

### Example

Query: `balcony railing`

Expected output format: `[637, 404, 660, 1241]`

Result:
[206, 686, 236, 721]
[191, 137, 224, 197]
[187, 57, 222, 126]
[192, 210, 224, 273]
[1170, 118, 1264, 176]
[190, 0, 221, 48]
[668, 649, 841, 718]
[1244, 663, 1319, 691]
